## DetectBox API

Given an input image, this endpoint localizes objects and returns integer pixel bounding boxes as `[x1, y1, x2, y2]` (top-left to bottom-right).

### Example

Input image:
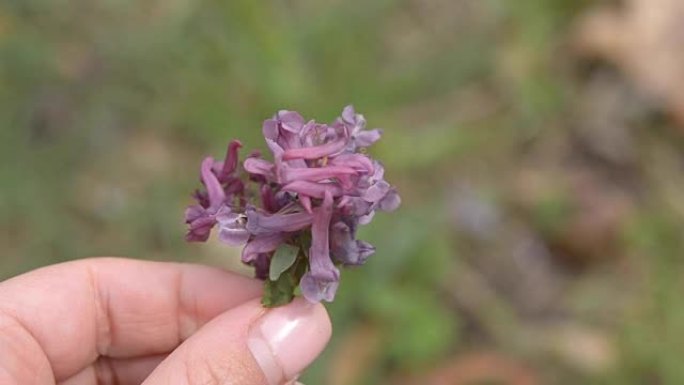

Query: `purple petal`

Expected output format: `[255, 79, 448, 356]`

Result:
[339, 196, 373, 217]
[282, 138, 347, 160]
[246, 208, 313, 235]
[329, 153, 375, 174]
[353, 129, 382, 148]
[280, 165, 358, 184]
[223, 178, 244, 196]
[200, 157, 225, 209]
[299, 194, 313, 214]
[378, 188, 401, 212]
[184, 204, 205, 223]
[217, 140, 242, 181]
[305, 190, 340, 301]
[185, 214, 217, 242]
[363, 180, 391, 202]
[244, 157, 275, 179]
[359, 210, 375, 225]
[263, 119, 279, 141]
[300, 271, 339, 303]
[330, 221, 374, 265]
[356, 240, 375, 261]
[277, 110, 305, 132]
[341, 105, 356, 125]
[241, 233, 286, 263]
[253, 253, 271, 280]
[216, 207, 249, 246]
[265, 139, 284, 161]
[281, 181, 343, 199]
[260, 185, 278, 213]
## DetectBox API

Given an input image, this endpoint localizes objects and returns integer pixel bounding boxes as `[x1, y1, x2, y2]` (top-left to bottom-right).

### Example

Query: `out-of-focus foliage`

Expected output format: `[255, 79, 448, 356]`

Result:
[2, 0, 684, 384]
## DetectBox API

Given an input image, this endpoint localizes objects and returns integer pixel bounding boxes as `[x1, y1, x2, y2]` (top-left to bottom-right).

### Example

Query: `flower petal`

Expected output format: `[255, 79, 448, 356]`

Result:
[216, 207, 250, 246]
[353, 129, 382, 148]
[200, 157, 225, 209]
[305, 190, 340, 301]
[217, 140, 242, 181]
[246, 208, 313, 235]
[280, 165, 358, 184]
[282, 138, 347, 160]
[244, 157, 275, 179]
[277, 110, 305, 132]
[300, 271, 339, 303]
[281, 181, 343, 199]
[185, 214, 216, 242]
[363, 180, 391, 202]
[329, 153, 375, 174]
[379, 188, 401, 212]
[241, 233, 286, 263]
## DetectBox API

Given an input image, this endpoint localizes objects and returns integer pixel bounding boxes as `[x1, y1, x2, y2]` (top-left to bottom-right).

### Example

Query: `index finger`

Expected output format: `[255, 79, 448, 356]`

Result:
[0, 257, 262, 382]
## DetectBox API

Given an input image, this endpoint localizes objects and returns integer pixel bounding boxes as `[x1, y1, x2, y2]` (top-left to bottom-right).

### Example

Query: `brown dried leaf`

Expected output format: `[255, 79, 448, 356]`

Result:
[574, 0, 684, 126]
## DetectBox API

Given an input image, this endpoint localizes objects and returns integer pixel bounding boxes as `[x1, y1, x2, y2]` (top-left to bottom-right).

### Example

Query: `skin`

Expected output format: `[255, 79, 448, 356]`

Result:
[0, 257, 326, 385]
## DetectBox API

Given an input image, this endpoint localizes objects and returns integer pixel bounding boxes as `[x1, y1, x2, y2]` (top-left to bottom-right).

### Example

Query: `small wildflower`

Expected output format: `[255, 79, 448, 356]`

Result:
[184, 106, 400, 306]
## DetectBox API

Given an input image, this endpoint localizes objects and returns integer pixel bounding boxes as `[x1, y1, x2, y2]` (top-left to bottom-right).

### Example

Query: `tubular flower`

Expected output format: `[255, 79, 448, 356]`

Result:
[184, 106, 400, 306]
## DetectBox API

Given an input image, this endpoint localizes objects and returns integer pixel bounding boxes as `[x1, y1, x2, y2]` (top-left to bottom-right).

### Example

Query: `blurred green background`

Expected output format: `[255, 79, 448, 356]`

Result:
[2, 0, 684, 383]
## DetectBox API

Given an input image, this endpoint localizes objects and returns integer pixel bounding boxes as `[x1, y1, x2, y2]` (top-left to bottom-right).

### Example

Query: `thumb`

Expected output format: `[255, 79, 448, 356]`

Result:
[142, 297, 332, 385]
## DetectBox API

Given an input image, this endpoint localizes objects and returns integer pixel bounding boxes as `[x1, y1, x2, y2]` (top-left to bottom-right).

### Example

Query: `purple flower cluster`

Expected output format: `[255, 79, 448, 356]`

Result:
[184, 106, 400, 303]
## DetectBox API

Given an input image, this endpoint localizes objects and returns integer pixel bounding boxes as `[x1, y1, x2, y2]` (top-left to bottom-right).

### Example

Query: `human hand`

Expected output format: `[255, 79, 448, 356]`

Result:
[0, 257, 331, 385]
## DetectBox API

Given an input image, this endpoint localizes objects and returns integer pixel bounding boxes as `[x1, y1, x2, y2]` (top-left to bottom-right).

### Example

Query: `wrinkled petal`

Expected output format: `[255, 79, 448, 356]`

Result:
[282, 138, 347, 160]
[241, 233, 286, 263]
[281, 181, 343, 199]
[300, 271, 339, 303]
[216, 207, 249, 246]
[246, 207, 313, 235]
[200, 157, 225, 209]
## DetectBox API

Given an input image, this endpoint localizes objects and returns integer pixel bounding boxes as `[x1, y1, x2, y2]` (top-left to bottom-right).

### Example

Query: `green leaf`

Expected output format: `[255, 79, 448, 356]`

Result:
[262, 274, 297, 308]
[262, 253, 308, 308]
[269, 243, 300, 281]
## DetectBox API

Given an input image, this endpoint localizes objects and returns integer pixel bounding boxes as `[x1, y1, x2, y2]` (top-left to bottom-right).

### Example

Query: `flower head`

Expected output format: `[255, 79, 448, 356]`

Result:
[184, 106, 400, 306]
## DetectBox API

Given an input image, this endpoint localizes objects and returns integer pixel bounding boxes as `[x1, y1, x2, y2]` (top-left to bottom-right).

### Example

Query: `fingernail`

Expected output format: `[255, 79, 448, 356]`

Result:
[248, 298, 331, 385]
